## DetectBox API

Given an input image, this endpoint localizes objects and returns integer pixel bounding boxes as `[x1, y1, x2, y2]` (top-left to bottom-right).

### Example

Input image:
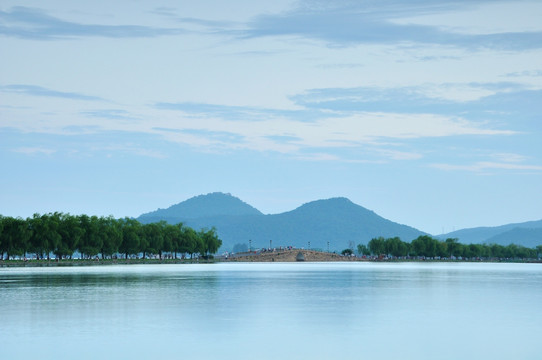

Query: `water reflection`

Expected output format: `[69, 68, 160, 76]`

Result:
[1, 263, 541, 360]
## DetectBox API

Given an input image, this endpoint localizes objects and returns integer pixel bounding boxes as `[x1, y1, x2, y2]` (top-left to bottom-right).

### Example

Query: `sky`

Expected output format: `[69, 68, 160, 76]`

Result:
[1, 0, 541, 235]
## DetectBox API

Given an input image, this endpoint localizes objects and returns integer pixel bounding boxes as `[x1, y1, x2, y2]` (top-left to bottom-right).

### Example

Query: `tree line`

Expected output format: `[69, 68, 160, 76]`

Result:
[0, 213, 222, 261]
[357, 235, 542, 260]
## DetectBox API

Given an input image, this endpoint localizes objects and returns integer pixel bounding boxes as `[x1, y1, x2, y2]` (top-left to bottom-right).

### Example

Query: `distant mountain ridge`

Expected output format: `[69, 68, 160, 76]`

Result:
[138, 193, 426, 251]
[139, 192, 262, 220]
[485, 228, 542, 248]
[138, 192, 541, 251]
[437, 219, 542, 245]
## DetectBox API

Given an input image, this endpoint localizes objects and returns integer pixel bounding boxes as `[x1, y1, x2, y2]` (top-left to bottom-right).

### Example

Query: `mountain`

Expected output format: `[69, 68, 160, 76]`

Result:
[137, 193, 426, 251]
[138, 192, 541, 251]
[484, 228, 542, 248]
[437, 219, 542, 245]
[139, 192, 262, 221]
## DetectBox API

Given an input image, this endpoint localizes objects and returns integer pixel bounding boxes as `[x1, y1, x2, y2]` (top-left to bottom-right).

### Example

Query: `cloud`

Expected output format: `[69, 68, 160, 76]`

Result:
[150, 81, 524, 160]
[0, 84, 104, 101]
[431, 161, 542, 172]
[289, 83, 542, 119]
[241, 0, 542, 50]
[0, 6, 185, 40]
[264, 135, 303, 143]
[430, 152, 542, 173]
[1, 81, 522, 164]
[154, 102, 325, 122]
[95, 144, 167, 159]
[11, 147, 56, 155]
[177, 128, 246, 145]
[504, 70, 542, 78]
[154, 102, 514, 156]
[490, 153, 528, 163]
[81, 109, 138, 121]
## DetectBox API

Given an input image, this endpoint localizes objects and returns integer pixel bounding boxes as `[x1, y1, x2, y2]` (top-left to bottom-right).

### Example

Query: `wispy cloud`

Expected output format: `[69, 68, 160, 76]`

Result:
[0, 81, 523, 165]
[1, 84, 103, 101]
[289, 83, 542, 120]
[96, 144, 167, 159]
[240, 0, 542, 50]
[154, 102, 324, 122]
[147, 81, 526, 160]
[431, 150, 542, 172]
[503, 70, 542, 78]
[0, 6, 185, 40]
[153, 103, 515, 156]
[490, 153, 528, 163]
[11, 147, 56, 155]
[431, 161, 542, 172]
[81, 109, 138, 121]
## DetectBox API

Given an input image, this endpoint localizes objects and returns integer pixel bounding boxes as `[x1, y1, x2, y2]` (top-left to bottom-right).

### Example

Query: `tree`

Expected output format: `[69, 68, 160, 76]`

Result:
[199, 227, 222, 258]
[411, 236, 425, 257]
[79, 215, 103, 258]
[56, 213, 83, 259]
[119, 218, 141, 259]
[437, 241, 448, 258]
[0, 215, 4, 259]
[28, 213, 61, 260]
[489, 243, 504, 259]
[163, 223, 182, 259]
[183, 227, 201, 259]
[356, 244, 370, 256]
[368, 237, 386, 255]
[341, 248, 353, 256]
[0, 217, 30, 260]
[384, 237, 407, 257]
[101, 216, 122, 259]
[411, 235, 439, 258]
[167, 223, 185, 259]
[445, 238, 460, 257]
[503, 244, 518, 259]
[142, 221, 166, 259]
[28, 214, 44, 259]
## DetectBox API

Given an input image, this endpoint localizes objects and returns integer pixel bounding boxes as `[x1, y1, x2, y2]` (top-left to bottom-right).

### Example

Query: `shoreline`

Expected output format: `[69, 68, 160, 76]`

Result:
[0, 258, 216, 268]
[1, 249, 540, 268]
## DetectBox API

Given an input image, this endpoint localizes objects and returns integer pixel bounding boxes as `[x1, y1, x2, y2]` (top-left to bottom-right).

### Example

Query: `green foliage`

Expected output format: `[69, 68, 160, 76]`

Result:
[359, 235, 540, 260]
[199, 227, 222, 258]
[0, 213, 222, 260]
[56, 213, 83, 258]
[356, 244, 370, 256]
[0, 216, 31, 259]
[28, 213, 61, 260]
[101, 216, 123, 259]
[142, 221, 165, 258]
[368, 237, 386, 255]
[341, 248, 353, 256]
[119, 217, 141, 258]
[1, 212, 538, 261]
[79, 215, 103, 257]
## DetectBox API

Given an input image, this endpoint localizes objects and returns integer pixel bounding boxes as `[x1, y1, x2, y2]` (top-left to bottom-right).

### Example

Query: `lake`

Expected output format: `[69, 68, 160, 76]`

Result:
[1, 262, 541, 360]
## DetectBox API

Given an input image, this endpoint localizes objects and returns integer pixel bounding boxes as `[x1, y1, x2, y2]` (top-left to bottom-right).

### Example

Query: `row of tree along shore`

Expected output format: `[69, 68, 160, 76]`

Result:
[0, 213, 222, 261]
[355, 236, 542, 260]
[2, 213, 540, 263]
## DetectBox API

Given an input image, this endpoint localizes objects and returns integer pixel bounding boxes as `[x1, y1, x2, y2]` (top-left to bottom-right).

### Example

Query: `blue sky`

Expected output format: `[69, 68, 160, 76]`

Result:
[1, 0, 541, 235]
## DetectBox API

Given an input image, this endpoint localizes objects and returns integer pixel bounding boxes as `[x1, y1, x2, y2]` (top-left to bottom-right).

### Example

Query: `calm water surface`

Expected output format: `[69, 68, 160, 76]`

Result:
[1, 262, 541, 360]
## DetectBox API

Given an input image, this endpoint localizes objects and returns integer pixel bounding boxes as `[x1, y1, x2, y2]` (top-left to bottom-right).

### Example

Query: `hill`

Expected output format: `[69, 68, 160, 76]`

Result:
[484, 227, 542, 248]
[437, 219, 542, 245]
[137, 193, 426, 251]
[138, 192, 262, 221]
